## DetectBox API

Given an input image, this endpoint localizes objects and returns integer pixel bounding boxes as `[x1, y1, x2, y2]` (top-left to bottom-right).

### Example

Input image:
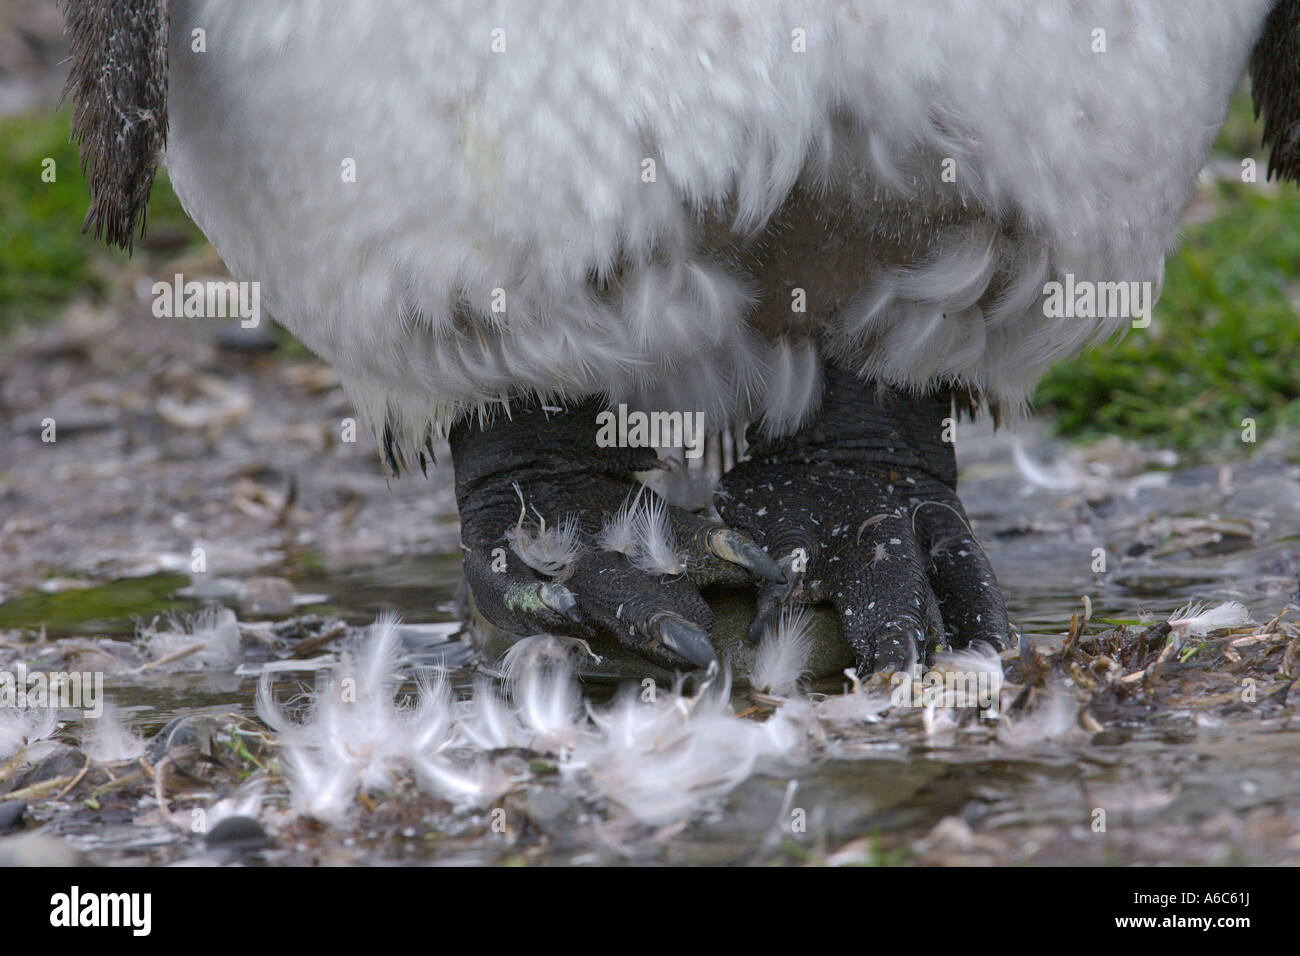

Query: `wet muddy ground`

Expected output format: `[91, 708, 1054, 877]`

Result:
[2, 301, 1298, 866]
[2, 3, 1297, 866]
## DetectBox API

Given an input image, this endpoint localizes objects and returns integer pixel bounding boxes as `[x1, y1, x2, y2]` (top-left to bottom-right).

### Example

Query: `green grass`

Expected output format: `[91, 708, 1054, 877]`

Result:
[1216, 80, 1265, 160]
[1033, 84, 1300, 456]
[1034, 179, 1300, 455]
[0, 107, 204, 332]
[0, 573, 191, 638]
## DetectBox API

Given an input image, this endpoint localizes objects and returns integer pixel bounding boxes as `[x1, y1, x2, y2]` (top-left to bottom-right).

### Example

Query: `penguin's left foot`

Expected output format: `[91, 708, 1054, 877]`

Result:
[448, 398, 784, 672]
[717, 364, 1009, 676]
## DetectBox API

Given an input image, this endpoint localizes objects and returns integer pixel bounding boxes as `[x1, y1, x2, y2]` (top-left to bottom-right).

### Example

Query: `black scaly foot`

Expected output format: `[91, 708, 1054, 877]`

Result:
[717, 363, 1009, 675]
[449, 399, 784, 671]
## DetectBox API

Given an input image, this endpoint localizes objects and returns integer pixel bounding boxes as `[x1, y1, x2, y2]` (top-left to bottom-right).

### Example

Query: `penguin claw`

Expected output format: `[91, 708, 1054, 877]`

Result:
[539, 582, 582, 623]
[649, 613, 718, 669]
[704, 528, 785, 584]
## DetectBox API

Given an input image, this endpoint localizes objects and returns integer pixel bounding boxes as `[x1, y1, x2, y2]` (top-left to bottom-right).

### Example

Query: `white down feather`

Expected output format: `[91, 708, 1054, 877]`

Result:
[164, 0, 1274, 455]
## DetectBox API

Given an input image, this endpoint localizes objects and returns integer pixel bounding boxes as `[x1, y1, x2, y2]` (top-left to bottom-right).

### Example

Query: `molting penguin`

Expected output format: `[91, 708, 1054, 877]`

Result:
[61, 0, 1300, 675]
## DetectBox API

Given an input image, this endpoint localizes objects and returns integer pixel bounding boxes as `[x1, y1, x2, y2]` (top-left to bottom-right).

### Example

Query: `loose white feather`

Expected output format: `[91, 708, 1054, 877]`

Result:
[1167, 600, 1252, 636]
[258, 617, 810, 827]
[597, 489, 643, 556]
[0, 706, 58, 761]
[629, 494, 685, 576]
[507, 638, 584, 751]
[575, 669, 796, 827]
[139, 605, 242, 671]
[814, 668, 894, 725]
[999, 687, 1078, 747]
[931, 640, 1005, 712]
[255, 614, 469, 820]
[752, 607, 815, 696]
[83, 704, 146, 763]
[506, 514, 586, 577]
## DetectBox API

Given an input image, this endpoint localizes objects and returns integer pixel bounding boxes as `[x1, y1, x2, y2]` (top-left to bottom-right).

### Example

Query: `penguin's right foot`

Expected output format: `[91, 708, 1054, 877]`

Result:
[448, 399, 783, 672]
[716, 363, 1010, 677]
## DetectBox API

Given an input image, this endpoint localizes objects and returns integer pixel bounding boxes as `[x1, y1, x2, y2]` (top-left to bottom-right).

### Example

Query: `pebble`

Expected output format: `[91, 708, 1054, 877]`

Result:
[0, 800, 26, 835]
[205, 815, 272, 851]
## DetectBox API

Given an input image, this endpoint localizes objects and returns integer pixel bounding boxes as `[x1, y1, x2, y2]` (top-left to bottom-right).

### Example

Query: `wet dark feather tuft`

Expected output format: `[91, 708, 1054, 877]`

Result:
[61, 0, 169, 252]
[1251, 0, 1300, 184]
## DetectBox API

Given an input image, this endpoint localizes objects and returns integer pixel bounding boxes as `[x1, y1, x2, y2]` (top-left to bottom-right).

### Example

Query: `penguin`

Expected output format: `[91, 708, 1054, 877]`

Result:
[61, 0, 1300, 674]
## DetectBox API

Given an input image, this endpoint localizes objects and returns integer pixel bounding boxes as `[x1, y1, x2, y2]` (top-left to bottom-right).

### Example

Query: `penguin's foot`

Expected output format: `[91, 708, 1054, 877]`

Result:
[448, 399, 784, 672]
[716, 364, 1009, 676]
